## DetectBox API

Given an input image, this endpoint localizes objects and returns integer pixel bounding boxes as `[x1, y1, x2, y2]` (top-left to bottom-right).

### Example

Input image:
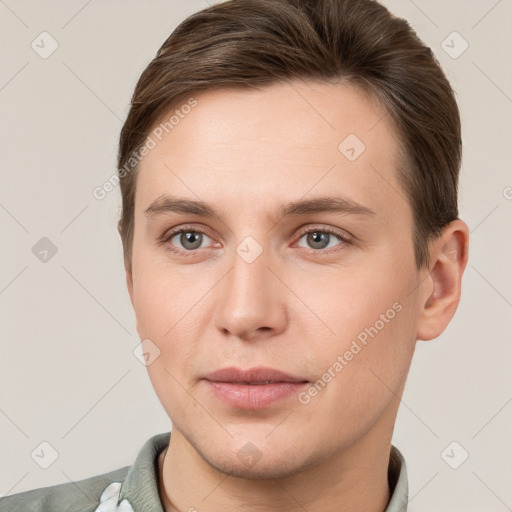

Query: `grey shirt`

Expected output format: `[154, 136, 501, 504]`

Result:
[1, 432, 409, 511]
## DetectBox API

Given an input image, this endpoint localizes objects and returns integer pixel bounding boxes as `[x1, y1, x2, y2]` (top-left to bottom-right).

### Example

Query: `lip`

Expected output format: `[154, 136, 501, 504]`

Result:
[203, 366, 309, 410]
[204, 366, 307, 384]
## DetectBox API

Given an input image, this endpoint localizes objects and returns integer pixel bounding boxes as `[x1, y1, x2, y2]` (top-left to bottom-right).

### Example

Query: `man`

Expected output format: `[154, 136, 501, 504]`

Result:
[1, 0, 469, 510]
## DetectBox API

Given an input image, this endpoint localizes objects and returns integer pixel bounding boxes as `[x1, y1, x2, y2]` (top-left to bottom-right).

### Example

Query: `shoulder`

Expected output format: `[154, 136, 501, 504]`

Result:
[0, 465, 130, 512]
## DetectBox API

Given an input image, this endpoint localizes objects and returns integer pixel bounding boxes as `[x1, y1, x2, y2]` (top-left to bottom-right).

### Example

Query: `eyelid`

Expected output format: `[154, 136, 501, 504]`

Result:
[294, 224, 354, 244]
[158, 223, 217, 254]
[159, 222, 354, 255]
[161, 223, 214, 240]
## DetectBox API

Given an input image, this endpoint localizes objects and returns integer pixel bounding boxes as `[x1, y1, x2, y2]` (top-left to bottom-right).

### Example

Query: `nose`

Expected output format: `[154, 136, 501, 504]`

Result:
[213, 241, 287, 342]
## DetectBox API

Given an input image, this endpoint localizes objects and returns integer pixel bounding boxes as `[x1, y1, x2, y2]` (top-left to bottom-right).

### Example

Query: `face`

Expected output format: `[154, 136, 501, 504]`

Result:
[127, 80, 427, 478]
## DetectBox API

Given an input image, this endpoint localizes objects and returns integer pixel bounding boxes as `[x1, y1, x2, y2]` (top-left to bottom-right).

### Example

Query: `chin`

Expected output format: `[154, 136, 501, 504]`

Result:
[193, 434, 323, 481]
[207, 452, 310, 480]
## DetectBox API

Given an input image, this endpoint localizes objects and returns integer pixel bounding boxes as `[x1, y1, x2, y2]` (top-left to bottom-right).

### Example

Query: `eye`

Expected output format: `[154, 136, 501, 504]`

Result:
[159, 224, 353, 257]
[294, 226, 352, 252]
[160, 226, 216, 256]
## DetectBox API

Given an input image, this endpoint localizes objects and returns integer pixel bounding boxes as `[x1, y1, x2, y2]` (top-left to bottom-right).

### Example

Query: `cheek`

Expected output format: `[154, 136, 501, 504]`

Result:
[296, 308, 416, 447]
[295, 264, 410, 344]
[144, 360, 201, 432]
[294, 266, 418, 406]
[134, 266, 204, 423]
[131, 251, 193, 340]
[132, 282, 171, 340]
[130, 261, 204, 415]
[131, 251, 211, 367]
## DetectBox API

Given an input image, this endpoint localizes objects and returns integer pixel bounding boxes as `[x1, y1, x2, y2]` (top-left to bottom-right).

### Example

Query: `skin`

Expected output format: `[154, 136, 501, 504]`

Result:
[122, 80, 469, 512]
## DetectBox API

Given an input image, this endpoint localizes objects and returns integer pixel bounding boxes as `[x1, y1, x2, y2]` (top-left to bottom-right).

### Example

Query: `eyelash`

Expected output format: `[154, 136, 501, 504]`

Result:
[159, 224, 353, 258]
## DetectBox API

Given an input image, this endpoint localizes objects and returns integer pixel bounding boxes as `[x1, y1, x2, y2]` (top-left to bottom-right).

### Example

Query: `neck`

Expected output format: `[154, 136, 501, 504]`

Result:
[158, 423, 395, 512]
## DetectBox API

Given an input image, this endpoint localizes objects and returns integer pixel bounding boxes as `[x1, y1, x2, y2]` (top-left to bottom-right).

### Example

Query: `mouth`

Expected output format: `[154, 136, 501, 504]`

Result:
[203, 366, 309, 410]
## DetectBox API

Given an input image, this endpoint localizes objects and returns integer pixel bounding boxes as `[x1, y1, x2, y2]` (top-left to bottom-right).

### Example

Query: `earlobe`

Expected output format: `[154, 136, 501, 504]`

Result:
[118, 222, 134, 305]
[124, 263, 141, 337]
[118, 223, 139, 334]
[125, 264, 134, 306]
[416, 220, 469, 341]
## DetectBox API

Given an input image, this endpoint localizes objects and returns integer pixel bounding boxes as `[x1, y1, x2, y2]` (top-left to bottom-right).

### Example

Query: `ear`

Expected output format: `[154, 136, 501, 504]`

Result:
[416, 219, 469, 341]
[125, 262, 134, 307]
[118, 221, 134, 308]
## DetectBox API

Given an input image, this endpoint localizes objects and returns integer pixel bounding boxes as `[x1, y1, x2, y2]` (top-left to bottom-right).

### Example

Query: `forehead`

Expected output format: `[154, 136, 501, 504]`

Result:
[135, 80, 408, 222]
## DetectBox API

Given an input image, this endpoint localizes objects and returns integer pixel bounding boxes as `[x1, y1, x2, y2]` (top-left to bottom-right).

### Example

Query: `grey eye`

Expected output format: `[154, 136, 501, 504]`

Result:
[297, 230, 343, 250]
[174, 231, 205, 250]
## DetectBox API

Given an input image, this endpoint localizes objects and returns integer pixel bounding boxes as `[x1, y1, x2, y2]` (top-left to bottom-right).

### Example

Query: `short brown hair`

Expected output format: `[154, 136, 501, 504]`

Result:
[117, 0, 461, 271]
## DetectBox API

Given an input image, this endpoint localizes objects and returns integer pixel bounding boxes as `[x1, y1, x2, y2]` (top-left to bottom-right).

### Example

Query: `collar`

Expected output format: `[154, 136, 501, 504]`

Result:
[117, 432, 169, 511]
[117, 432, 408, 511]
[385, 444, 409, 511]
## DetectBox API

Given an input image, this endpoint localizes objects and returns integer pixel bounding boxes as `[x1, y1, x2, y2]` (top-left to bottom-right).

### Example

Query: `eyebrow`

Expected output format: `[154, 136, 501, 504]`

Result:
[143, 194, 377, 221]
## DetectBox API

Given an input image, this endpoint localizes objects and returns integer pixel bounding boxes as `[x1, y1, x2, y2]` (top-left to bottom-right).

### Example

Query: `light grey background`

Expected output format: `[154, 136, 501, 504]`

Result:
[1, 1, 511, 510]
